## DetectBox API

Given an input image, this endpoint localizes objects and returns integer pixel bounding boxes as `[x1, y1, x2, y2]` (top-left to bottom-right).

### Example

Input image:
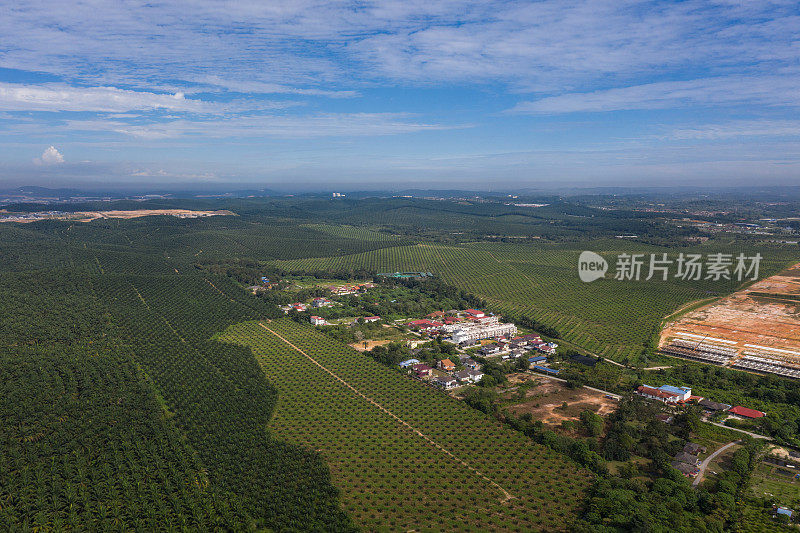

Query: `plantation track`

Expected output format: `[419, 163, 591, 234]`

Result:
[257, 321, 516, 503]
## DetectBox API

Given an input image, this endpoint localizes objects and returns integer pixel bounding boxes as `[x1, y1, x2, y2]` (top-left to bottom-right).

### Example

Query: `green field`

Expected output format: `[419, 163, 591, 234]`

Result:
[219, 319, 592, 531]
[3, 197, 799, 531]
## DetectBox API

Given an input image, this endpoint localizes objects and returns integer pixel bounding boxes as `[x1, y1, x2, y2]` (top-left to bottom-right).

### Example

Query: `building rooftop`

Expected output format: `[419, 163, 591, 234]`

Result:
[729, 405, 765, 418]
[659, 385, 690, 396]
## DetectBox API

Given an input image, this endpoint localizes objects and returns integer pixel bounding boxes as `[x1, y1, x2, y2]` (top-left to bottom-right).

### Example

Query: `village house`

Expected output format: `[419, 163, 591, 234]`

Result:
[312, 297, 333, 308]
[698, 399, 732, 413]
[363, 316, 381, 323]
[432, 376, 458, 390]
[460, 357, 480, 370]
[454, 370, 473, 383]
[467, 369, 484, 382]
[728, 406, 766, 419]
[438, 358, 456, 372]
[671, 461, 699, 477]
[411, 363, 433, 377]
[398, 359, 420, 368]
[684, 443, 707, 455]
[310, 316, 326, 326]
[674, 452, 700, 466]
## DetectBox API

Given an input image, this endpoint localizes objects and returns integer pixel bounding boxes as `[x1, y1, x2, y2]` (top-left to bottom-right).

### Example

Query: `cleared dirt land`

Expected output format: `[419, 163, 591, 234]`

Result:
[660, 262, 800, 360]
[3, 209, 234, 223]
[348, 339, 396, 351]
[502, 373, 618, 425]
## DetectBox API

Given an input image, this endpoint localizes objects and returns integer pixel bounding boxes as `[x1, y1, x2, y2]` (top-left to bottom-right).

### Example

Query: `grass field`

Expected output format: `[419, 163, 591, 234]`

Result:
[271, 239, 799, 362]
[219, 319, 592, 532]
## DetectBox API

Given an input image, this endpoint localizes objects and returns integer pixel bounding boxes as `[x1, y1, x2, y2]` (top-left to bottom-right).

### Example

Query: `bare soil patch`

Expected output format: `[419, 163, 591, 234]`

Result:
[349, 339, 395, 352]
[660, 262, 800, 358]
[502, 374, 617, 425]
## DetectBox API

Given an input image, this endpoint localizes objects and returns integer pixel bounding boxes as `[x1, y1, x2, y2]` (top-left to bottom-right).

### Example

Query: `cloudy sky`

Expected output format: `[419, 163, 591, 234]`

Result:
[1, 1, 799, 190]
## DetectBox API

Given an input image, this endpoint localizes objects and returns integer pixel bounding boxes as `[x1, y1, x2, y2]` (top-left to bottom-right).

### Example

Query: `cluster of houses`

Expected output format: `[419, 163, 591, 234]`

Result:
[406, 309, 523, 348]
[281, 296, 336, 313]
[635, 383, 766, 419]
[308, 314, 380, 326]
[399, 355, 484, 390]
[671, 442, 707, 477]
[477, 333, 557, 359]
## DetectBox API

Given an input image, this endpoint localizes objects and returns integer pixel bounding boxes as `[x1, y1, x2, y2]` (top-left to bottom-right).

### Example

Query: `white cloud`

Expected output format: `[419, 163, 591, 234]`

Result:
[669, 120, 800, 140]
[0, 83, 207, 113]
[33, 145, 64, 165]
[195, 76, 359, 98]
[1, 1, 797, 92]
[60, 113, 467, 139]
[510, 76, 800, 114]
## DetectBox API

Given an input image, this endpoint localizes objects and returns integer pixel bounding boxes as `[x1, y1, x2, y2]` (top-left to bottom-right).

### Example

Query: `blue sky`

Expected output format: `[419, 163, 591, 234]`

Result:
[1, 0, 799, 190]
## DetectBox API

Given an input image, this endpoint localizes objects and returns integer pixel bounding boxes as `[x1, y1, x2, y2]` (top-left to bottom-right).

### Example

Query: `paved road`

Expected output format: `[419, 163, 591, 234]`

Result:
[710, 421, 773, 440]
[693, 440, 740, 487]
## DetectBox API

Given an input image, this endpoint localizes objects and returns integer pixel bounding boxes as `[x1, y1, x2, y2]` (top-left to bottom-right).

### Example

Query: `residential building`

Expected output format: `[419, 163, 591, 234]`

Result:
[729, 406, 766, 419]
[671, 461, 699, 477]
[432, 376, 458, 390]
[674, 452, 700, 466]
[684, 443, 707, 455]
[411, 363, 433, 377]
[699, 399, 731, 412]
[454, 370, 473, 383]
[312, 297, 333, 308]
[438, 359, 456, 372]
[407, 319, 443, 332]
[310, 316, 326, 326]
[460, 357, 480, 369]
[363, 316, 380, 323]
[448, 319, 517, 345]
[398, 359, 420, 368]
[467, 369, 484, 382]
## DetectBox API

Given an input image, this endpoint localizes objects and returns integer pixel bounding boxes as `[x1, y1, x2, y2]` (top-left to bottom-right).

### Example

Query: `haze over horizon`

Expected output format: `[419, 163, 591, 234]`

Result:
[2, 1, 800, 189]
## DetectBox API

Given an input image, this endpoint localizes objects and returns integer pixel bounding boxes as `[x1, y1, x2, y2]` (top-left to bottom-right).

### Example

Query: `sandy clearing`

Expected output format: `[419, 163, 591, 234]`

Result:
[660, 262, 800, 363]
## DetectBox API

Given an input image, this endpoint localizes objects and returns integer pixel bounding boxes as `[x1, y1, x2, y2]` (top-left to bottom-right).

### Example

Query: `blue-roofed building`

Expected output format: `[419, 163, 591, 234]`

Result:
[777, 507, 792, 518]
[399, 358, 421, 368]
[528, 356, 547, 363]
[658, 385, 691, 402]
[533, 365, 559, 375]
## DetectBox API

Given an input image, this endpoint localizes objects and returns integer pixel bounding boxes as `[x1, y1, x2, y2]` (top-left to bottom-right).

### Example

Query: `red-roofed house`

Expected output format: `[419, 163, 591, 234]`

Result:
[729, 406, 765, 419]
[636, 385, 679, 403]
[407, 319, 443, 331]
[438, 359, 456, 372]
[464, 309, 485, 318]
[411, 363, 433, 377]
[363, 316, 380, 323]
[310, 316, 326, 326]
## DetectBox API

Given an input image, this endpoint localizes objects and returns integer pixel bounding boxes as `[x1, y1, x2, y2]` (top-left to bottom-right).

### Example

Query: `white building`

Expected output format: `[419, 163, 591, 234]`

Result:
[450, 319, 517, 345]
